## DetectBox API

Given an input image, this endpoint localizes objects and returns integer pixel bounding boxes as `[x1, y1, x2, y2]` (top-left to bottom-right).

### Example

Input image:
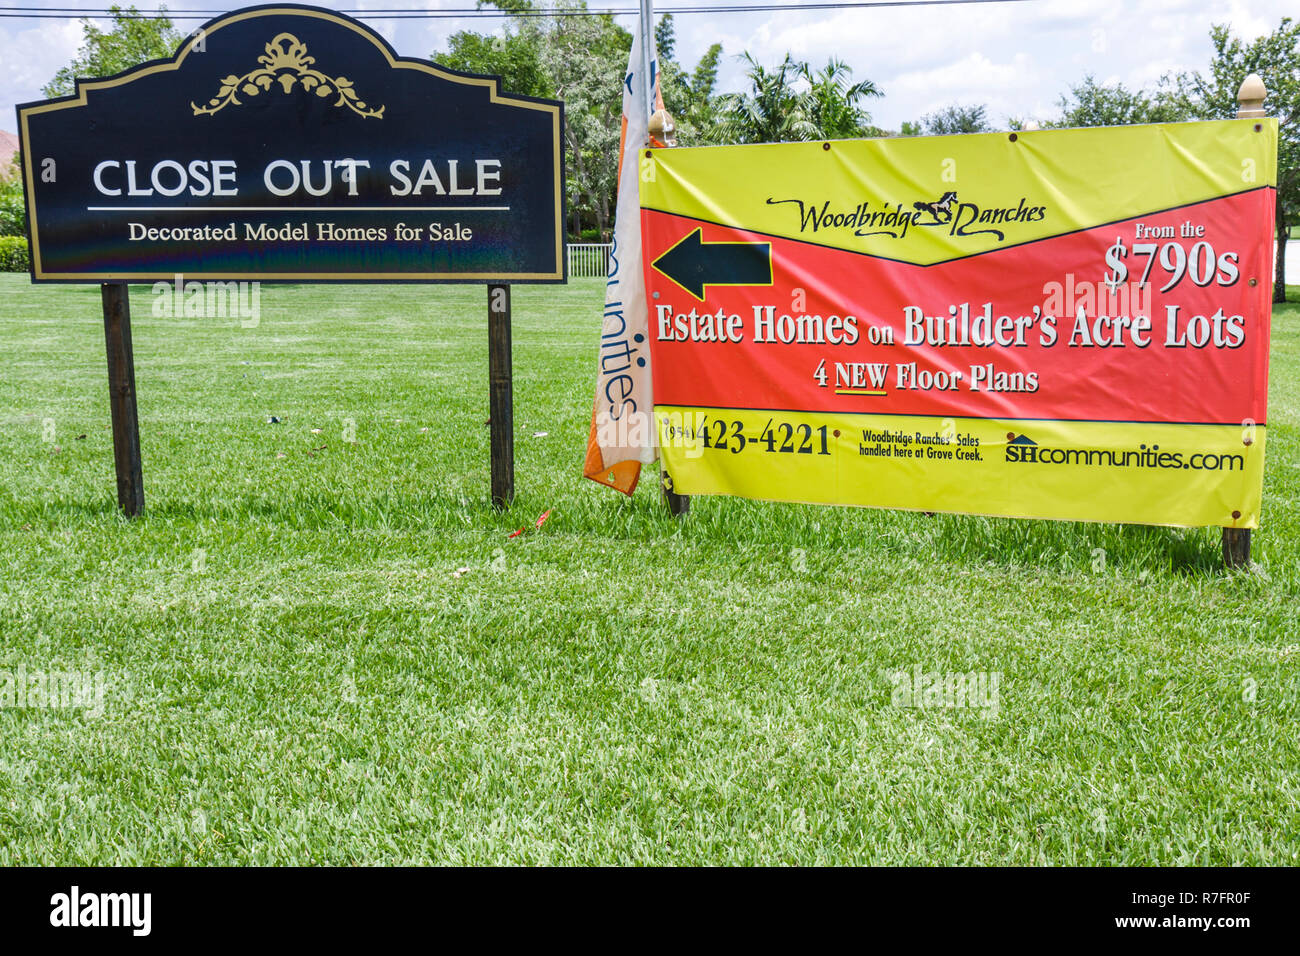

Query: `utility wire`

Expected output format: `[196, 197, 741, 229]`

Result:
[0, 0, 1044, 20]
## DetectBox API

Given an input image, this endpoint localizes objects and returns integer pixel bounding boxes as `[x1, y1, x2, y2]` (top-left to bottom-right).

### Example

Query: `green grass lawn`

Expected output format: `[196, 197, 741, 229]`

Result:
[0, 273, 1296, 865]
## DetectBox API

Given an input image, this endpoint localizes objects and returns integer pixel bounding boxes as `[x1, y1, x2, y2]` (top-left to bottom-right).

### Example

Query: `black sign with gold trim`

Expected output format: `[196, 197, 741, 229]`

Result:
[16, 4, 565, 282]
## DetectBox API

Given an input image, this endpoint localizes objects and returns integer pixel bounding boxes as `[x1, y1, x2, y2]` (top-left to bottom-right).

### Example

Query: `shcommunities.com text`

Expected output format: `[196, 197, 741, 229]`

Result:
[1006, 441, 1244, 472]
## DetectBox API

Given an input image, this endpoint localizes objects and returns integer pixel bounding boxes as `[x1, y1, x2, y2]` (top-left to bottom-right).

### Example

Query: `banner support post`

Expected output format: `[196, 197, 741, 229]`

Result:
[640, 0, 688, 518]
[662, 469, 689, 516]
[1223, 73, 1267, 568]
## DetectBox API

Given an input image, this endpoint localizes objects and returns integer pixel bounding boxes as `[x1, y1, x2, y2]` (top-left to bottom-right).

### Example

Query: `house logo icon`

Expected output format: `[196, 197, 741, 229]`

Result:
[1005, 433, 1038, 463]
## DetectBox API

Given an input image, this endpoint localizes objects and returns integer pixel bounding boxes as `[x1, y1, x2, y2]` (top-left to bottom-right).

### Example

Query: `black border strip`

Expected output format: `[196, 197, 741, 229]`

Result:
[654, 404, 1266, 428]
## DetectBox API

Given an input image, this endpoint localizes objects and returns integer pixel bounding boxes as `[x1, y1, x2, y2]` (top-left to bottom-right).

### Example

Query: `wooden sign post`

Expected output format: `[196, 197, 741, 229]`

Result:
[647, 109, 690, 519]
[101, 282, 144, 517]
[488, 284, 514, 508]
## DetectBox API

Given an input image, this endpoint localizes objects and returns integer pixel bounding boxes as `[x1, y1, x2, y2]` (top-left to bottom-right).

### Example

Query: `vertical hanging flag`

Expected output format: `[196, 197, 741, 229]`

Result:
[582, 14, 662, 494]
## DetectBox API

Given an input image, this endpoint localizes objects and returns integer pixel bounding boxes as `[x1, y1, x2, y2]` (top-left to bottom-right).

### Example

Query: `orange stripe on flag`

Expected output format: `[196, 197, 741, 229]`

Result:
[617, 114, 628, 190]
[583, 412, 641, 495]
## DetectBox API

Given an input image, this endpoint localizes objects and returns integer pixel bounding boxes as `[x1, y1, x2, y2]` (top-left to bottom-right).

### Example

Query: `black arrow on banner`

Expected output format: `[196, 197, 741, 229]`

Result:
[651, 228, 773, 301]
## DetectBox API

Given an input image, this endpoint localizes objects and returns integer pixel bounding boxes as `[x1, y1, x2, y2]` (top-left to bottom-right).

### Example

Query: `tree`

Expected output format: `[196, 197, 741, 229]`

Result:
[435, 2, 631, 240]
[680, 41, 725, 143]
[1051, 75, 1187, 128]
[43, 5, 182, 98]
[437, 29, 551, 99]
[653, 12, 676, 64]
[653, 15, 725, 146]
[800, 59, 882, 140]
[26, 7, 181, 237]
[541, 8, 630, 239]
[718, 53, 814, 144]
[435, 5, 733, 238]
[0, 176, 25, 238]
[653, 15, 689, 135]
[718, 53, 880, 144]
[919, 104, 990, 135]
[1176, 18, 1300, 302]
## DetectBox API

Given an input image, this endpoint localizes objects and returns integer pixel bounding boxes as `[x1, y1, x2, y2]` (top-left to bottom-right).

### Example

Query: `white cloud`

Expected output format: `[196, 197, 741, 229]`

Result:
[1, 16, 84, 113]
[889, 52, 1041, 118]
[670, 0, 1296, 130]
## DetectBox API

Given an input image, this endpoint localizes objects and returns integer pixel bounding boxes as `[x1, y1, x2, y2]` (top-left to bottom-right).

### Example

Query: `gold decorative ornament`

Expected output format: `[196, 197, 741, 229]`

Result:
[191, 33, 384, 119]
[649, 108, 677, 147]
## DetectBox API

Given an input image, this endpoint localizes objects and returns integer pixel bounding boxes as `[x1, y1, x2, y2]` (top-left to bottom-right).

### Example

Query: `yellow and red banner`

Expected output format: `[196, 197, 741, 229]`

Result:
[640, 120, 1276, 527]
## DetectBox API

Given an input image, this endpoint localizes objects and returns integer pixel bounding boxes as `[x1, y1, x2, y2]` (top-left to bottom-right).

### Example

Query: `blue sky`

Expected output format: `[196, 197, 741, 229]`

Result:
[1, 0, 1293, 135]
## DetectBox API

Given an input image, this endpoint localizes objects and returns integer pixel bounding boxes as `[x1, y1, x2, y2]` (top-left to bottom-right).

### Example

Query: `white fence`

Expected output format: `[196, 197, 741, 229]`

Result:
[568, 243, 612, 279]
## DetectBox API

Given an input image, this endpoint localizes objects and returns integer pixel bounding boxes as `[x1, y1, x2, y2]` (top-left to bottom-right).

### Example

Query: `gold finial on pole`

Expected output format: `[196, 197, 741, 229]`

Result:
[1236, 73, 1267, 118]
[649, 108, 677, 147]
